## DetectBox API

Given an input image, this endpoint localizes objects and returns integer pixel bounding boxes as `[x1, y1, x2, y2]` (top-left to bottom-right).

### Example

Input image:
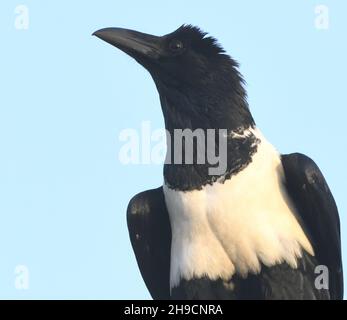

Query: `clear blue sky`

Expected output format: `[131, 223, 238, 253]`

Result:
[0, 0, 346, 299]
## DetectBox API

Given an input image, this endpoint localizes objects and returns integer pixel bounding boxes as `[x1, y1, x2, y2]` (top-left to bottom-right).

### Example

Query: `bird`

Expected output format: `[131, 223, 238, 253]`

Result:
[93, 25, 343, 300]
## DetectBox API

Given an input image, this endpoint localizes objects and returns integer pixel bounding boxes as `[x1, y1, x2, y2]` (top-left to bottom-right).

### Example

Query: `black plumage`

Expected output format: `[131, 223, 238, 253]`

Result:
[94, 25, 343, 300]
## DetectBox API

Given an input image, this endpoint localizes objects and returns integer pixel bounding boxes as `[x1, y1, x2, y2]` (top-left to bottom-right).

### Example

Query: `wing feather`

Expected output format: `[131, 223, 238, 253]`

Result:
[282, 153, 343, 299]
[127, 187, 171, 299]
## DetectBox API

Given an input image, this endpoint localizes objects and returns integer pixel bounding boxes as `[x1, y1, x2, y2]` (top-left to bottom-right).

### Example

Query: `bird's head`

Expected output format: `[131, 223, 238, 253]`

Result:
[93, 25, 254, 131]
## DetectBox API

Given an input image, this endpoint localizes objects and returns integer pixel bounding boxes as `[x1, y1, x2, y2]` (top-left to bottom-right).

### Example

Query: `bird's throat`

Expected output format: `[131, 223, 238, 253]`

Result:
[163, 127, 261, 191]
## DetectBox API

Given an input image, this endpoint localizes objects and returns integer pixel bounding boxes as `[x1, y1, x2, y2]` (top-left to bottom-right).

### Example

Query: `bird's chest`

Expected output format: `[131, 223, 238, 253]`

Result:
[163, 144, 313, 290]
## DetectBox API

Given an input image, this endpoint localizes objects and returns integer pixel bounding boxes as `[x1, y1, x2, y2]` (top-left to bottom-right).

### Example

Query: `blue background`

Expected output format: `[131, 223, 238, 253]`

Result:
[0, 0, 345, 299]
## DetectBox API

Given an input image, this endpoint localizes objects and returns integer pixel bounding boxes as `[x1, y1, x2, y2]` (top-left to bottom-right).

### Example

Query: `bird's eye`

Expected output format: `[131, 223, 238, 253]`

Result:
[169, 40, 184, 53]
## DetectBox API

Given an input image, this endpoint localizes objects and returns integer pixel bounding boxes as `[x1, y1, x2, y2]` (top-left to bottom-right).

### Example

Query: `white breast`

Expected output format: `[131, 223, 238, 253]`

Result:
[163, 129, 314, 290]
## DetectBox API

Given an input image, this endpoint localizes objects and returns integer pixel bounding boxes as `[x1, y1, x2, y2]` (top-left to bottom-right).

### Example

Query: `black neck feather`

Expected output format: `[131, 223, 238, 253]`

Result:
[154, 55, 258, 191]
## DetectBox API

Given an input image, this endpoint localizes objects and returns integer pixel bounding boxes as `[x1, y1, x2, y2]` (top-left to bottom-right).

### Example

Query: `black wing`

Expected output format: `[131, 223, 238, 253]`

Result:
[127, 187, 171, 300]
[281, 153, 343, 299]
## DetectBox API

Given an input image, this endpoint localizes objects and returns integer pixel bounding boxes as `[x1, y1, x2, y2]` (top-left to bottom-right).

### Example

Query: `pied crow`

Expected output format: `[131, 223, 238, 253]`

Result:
[93, 25, 343, 300]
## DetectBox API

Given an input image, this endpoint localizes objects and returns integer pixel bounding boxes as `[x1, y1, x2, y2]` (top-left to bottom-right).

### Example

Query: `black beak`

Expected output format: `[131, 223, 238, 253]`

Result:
[93, 28, 161, 59]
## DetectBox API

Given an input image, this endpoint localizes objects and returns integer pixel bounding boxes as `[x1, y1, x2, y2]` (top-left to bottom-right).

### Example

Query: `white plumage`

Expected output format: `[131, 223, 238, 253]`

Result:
[164, 128, 314, 290]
